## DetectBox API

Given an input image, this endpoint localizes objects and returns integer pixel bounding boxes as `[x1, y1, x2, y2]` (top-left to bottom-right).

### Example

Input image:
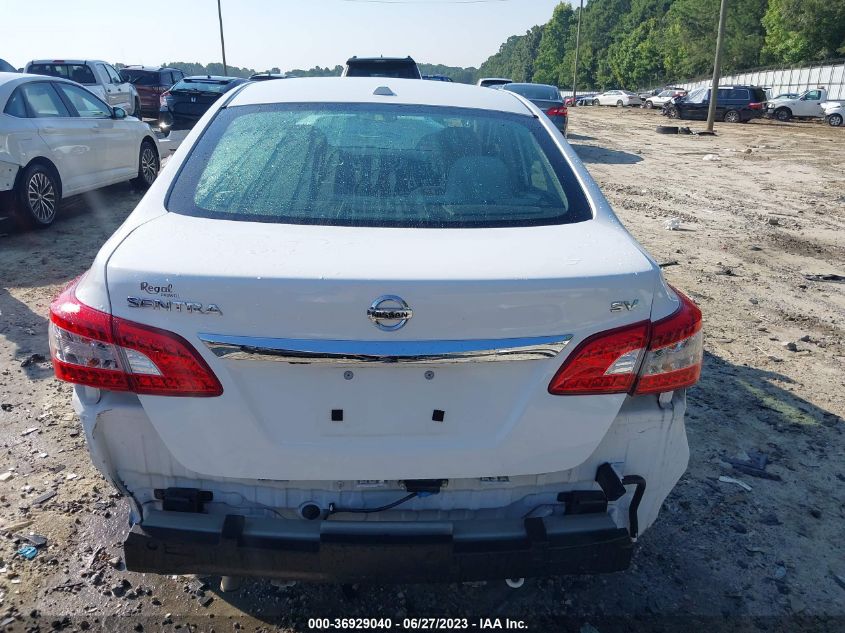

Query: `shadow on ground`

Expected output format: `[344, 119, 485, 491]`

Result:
[571, 143, 643, 165]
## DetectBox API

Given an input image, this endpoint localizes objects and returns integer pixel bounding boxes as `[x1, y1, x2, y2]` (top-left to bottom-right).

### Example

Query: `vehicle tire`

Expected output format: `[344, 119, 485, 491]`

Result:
[616, 100, 624, 107]
[131, 140, 159, 189]
[134, 97, 142, 119]
[666, 106, 679, 119]
[592, 99, 600, 106]
[656, 126, 679, 134]
[723, 109, 741, 123]
[645, 101, 654, 109]
[14, 163, 61, 228]
[828, 113, 843, 127]
[775, 107, 792, 122]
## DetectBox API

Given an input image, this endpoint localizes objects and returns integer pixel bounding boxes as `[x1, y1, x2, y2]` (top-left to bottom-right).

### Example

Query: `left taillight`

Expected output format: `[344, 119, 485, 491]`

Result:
[547, 106, 568, 117]
[49, 277, 223, 397]
[548, 287, 703, 396]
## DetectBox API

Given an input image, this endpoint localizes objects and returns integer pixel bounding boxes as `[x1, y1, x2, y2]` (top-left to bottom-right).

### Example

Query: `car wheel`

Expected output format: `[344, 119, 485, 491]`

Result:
[593, 99, 600, 106]
[723, 109, 741, 123]
[131, 140, 159, 189]
[666, 106, 679, 119]
[15, 163, 61, 228]
[645, 101, 654, 109]
[829, 113, 843, 127]
[616, 100, 624, 107]
[775, 107, 792, 122]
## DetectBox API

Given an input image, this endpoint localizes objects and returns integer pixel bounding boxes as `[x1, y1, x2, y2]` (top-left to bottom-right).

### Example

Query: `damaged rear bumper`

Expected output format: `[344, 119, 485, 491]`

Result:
[125, 509, 633, 582]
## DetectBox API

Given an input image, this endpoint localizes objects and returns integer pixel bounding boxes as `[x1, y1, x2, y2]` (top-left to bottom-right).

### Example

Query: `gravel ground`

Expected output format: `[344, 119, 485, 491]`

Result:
[0, 107, 843, 632]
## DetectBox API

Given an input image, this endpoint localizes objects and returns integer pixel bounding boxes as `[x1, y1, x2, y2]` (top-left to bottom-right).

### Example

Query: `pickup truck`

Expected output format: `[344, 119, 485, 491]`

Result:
[767, 87, 828, 121]
[24, 59, 140, 117]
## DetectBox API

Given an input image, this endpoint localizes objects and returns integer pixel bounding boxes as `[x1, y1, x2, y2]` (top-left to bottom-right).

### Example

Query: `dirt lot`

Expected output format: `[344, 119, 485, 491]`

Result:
[0, 107, 843, 632]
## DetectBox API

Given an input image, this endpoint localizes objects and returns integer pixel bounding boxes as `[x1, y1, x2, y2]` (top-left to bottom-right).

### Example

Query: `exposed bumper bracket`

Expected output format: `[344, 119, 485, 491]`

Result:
[125, 510, 633, 582]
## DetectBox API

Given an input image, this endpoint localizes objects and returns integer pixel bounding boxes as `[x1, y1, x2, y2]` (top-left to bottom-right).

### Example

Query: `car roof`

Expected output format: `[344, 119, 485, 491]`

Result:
[181, 75, 243, 82]
[122, 65, 180, 72]
[0, 72, 81, 101]
[229, 77, 533, 115]
[505, 82, 557, 90]
[27, 59, 106, 65]
[346, 56, 415, 63]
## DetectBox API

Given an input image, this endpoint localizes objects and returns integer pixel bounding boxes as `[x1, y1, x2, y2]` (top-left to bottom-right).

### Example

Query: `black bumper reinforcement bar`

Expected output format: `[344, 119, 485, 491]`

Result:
[125, 510, 633, 583]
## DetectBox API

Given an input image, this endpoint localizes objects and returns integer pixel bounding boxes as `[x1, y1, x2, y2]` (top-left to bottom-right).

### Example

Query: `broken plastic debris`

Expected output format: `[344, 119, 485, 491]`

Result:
[21, 427, 38, 436]
[718, 475, 752, 491]
[16, 545, 38, 560]
[702, 154, 721, 161]
[665, 217, 681, 230]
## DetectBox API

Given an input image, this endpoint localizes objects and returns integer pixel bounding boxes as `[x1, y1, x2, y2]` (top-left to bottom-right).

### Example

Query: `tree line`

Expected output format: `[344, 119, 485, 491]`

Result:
[161, 0, 843, 89]
[476, 0, 845, 91]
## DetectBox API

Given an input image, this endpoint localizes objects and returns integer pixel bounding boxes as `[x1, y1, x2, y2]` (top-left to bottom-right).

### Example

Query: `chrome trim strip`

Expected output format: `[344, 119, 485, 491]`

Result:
[199, 334, 573, 365]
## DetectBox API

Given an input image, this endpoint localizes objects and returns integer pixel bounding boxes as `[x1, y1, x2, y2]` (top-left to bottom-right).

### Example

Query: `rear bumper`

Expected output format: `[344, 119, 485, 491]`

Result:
[125, 509, 633, 582]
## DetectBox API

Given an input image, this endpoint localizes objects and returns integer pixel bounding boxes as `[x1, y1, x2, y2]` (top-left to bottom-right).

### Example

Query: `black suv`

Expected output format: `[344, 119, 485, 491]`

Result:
[342, 56, 421, 79]
[667, 85, 767, 123]
[159, 75, 248, 134]
[120, 66, 185, 119]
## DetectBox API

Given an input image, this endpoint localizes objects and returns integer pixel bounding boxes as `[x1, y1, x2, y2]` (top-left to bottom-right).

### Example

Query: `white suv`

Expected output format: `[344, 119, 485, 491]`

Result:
[25, 59, 140, 117]
[49, 78, 702, 583]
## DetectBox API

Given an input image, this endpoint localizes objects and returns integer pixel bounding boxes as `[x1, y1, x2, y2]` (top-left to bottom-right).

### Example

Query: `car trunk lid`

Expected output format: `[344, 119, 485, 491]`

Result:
[102, 213, 659, 481]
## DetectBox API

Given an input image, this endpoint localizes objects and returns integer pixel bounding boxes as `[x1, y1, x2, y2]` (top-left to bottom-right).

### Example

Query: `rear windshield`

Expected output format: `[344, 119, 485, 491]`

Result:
[167, 104, 591, 228]
[28, 63, 95, 85]
[120, 70, 158, 85]
[346, 61, 419, 79]
[504, 84, 561, 101]
[171, 79, 235, 93]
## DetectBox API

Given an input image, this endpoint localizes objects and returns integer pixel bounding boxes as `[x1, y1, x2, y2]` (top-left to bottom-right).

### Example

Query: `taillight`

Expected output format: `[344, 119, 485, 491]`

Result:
[548, 287, 702, 396]
[633, 288, 702, 394]
[49, 277, 223, 397]
[159, 91, 171, 107]
[547, 106, 568, 117]
[749, 102, 764, 110]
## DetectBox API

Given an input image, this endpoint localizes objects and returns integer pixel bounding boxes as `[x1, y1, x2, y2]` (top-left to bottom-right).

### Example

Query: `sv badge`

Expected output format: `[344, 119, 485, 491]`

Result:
[610, 300, 639, 313]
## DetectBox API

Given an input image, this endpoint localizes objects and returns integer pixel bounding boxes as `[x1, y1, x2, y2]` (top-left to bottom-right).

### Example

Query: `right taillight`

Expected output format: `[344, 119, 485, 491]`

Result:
[548, 287, 702, 396]
[49, 277, 223, 397]
[749, 102, 764, 110]
[159, 91, 171, 107]
[633, 288, 702, 394]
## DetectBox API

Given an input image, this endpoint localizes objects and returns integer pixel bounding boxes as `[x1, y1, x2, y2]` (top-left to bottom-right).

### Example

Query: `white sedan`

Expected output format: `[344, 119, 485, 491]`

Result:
[593, 90, 643, 107]
[49, 77, 702, 584]
[0, 72, 159, 227]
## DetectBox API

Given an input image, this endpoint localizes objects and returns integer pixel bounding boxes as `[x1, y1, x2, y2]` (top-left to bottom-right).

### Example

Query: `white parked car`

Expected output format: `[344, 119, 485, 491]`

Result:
[822, 100, 844, 127]
[48, 77, 702, 583]
[593, 90, 643, 107]
[0, 72, 160, 227]
[25, 59, 141, 117]
[644, 89, 685, 109]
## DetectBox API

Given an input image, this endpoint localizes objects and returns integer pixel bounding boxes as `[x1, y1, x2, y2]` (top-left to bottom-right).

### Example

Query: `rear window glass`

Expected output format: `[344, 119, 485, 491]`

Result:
[504, 84, 561, 101]
[28, 63, 96, 85]
[171, 79, 235, 93]
[167, 103, 591, 228]
[120, 70, 158, 86]
[346, 62, 419, 79]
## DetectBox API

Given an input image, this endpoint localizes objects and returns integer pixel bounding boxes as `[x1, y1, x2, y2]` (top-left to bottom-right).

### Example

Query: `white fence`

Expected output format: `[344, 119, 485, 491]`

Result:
[673, 60, 845, 100]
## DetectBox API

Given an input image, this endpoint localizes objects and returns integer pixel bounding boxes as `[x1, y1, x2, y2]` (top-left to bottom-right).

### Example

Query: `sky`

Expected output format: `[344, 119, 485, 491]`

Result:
[2, 0, 566, 72]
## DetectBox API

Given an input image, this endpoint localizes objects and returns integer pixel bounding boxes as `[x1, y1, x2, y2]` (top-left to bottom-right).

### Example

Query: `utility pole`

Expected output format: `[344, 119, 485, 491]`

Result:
[571, 0, 584, 101]
[705, 0, 728, 132]
[217, 0, 228, 76]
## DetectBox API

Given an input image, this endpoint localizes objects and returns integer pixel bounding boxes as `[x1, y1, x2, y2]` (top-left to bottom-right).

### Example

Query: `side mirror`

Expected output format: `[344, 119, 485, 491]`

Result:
[113, 107, 127, 120]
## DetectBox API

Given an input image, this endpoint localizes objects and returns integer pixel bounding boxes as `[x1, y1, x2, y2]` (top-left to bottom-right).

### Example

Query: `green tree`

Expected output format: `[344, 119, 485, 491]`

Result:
[762, 0, 845, 63]
[533, 2, 574, 86]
